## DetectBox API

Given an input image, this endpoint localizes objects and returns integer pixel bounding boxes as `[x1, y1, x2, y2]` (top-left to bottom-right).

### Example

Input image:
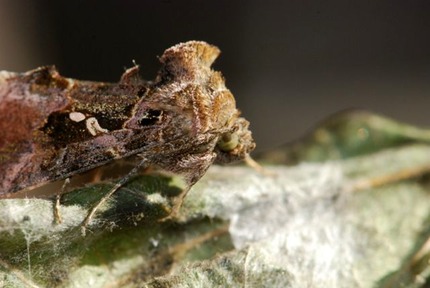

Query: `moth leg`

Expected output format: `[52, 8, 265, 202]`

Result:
[53, 178, 70, 224]
[89, 166, 103, 183]
[244, 155, 274, 176]
[164, 188, 189, 222]
[80, 158, 147, 236]
[162, 152, 217, 221]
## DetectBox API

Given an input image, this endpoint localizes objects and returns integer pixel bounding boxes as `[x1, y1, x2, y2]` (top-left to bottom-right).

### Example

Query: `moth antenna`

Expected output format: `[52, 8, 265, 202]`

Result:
[80, 158, 148, 236]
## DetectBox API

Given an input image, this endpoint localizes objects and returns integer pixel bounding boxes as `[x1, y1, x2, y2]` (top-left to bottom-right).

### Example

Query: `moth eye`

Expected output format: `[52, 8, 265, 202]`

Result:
[138, 109, 163, 126]
[217, 132, 239, 152]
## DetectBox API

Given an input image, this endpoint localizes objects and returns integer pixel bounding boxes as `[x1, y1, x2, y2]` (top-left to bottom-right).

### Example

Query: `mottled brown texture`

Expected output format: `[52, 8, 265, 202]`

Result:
[0, 41, 255, 196]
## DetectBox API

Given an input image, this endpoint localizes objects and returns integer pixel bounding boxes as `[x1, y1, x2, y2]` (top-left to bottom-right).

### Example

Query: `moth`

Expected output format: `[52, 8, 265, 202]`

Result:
[0, 41, 255, 227]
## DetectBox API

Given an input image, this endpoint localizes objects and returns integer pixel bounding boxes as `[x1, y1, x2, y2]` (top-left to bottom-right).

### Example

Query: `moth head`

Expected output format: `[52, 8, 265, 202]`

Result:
[157, 41, 256, 162]
[215, 117, 255, 164]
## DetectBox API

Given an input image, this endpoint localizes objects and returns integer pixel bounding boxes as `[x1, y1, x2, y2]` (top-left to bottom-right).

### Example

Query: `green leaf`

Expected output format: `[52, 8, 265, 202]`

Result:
[2, 111, 430, 287]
